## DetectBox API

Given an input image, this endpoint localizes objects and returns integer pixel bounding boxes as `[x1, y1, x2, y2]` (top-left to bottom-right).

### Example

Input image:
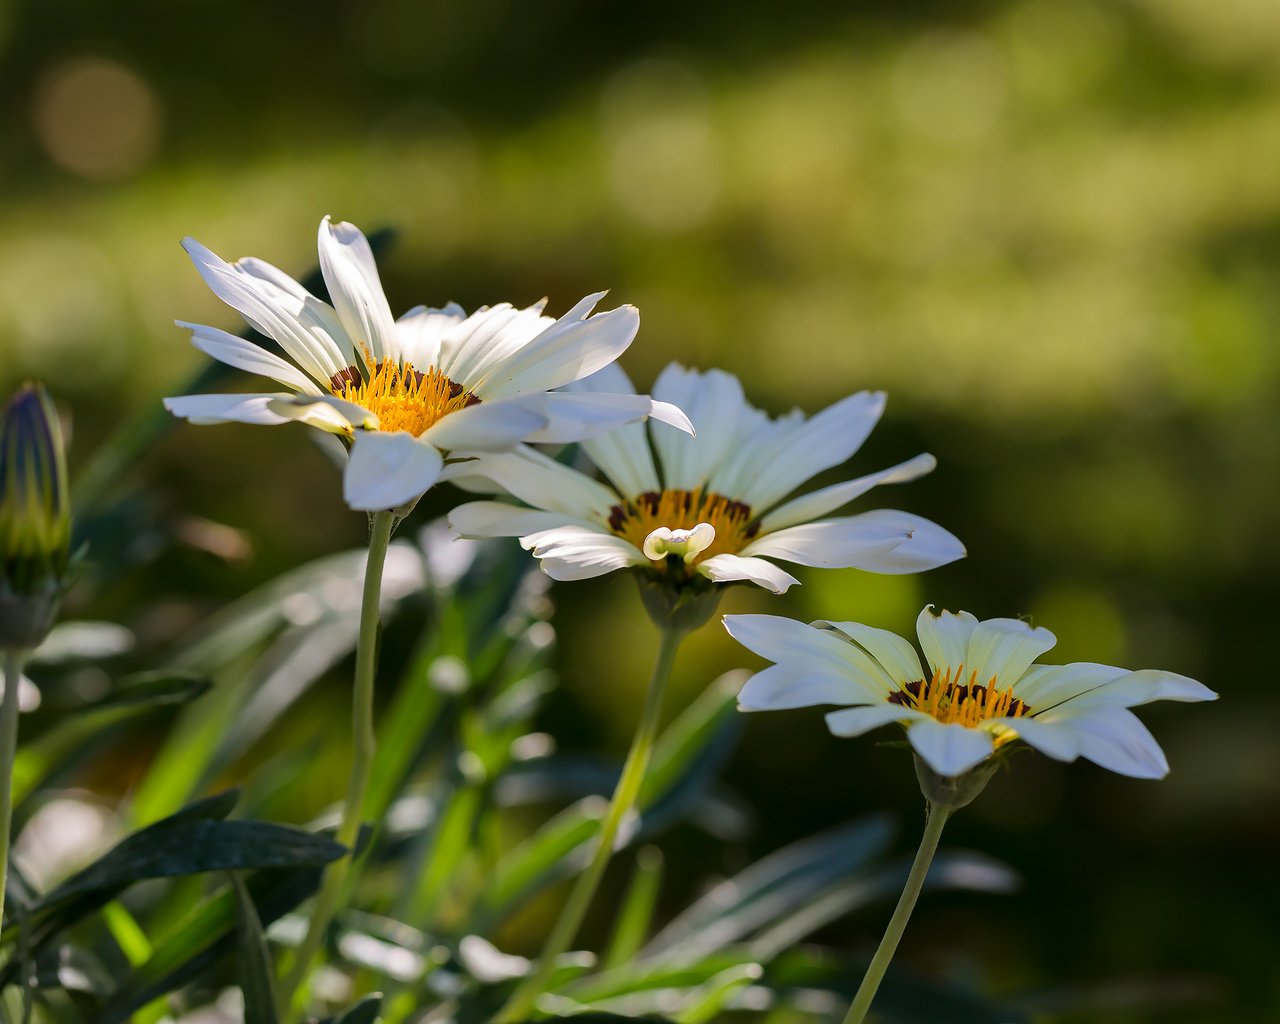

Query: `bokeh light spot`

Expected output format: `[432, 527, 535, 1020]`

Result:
[33, 57, 162, 179]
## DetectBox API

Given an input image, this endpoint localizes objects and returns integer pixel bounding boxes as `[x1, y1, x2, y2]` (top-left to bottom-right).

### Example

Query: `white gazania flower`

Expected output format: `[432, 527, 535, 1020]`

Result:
[726, 606, 1217, 778]
[446, 364, 964, 594]
[163, 217, 692, 512]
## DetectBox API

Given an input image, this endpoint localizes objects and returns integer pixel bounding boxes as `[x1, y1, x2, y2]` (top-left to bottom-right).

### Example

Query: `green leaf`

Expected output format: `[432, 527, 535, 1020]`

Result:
[473, 796, 607, 928]
[91, 671, 212, 710]
[12, 673, 211, 806]
[33, 944, 115, 997]
[602, 846, 665, 971]
[1, 795, 343, 984]
[643, 817, 895, 958]
[129, 543, 423, 826]
[750, 850, 1017, 960]
[38, 819, 345, 913]
[517, 1015, 676, 1022]
[329, 994, 384, 1024]
[760, 946, 1031, 1024]
[674, 962, 763, 1024]
[231, 873, 279, 1024]
[93, 860, 332, 1023]
[558, 949, 762, 1007]
[640, 671, 743, 805]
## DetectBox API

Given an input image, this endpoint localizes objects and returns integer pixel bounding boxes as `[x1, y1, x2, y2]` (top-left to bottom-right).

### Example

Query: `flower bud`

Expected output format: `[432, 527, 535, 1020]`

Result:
[0, 383, 71, 650]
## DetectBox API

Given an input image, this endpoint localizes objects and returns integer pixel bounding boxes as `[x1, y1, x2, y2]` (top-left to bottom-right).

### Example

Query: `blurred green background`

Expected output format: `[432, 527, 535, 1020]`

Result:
[1, 0, 1277, 1020]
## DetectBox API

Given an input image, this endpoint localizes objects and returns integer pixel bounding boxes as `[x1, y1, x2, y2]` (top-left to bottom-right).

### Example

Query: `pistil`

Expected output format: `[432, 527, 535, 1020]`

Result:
[609, 489, 759, 563]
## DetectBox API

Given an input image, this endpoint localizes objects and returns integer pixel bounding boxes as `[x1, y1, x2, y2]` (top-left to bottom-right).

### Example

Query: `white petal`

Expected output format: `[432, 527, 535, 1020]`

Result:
[759, 453, 938, 533]
[343, 432, 444, 511]
[736, 663, 872, 711]
[1038, 708, 1170, 779]
[816, 621, 925, 685]
[515, 391, 690, 445]
[1001, 715, 1081, 761]
[448, 501, 595, 538]
[420, 401, 548, 454]
[964, 618, 1057, 688]
[715, 391, 888, 513]
[267, 394, 376, 433]
[182, 237, 352, 381]
[916, 606, 980, 677]
[396, 302, 467, 370]
[721, 614, 895, 695]
[477, 296, 640, 399]
[180, 322, 320, 394]
[318, 217, 400, 369]
[1065, 669, 1218, 709]
[907, 718, 994, 777]
[567, 365, 661, 497]
[696, 554, 800, 594]
[647, 399, 695, 433]
[740, 510, 965, 574]
[1011, 663, 1130, 712]
[441, 447, 621, 521]
[163, 393, 291, 426]
[520, 525, 644, 581]
[237, 257, 355, 371]
[825, 703, 922, 738]
[650, 365, 748, 491]
[438, 302, 553, 386]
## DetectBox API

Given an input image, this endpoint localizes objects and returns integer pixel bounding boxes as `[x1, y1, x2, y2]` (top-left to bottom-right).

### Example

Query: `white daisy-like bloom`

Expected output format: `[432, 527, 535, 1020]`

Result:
[446, 364, 965, 594]
[163, 217, 692, 512]
[726, 606, 1217, 779]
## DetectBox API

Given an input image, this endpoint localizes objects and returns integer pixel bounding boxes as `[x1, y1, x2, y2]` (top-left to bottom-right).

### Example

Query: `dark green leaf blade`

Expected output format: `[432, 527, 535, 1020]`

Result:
[231, 873, 279, 1024]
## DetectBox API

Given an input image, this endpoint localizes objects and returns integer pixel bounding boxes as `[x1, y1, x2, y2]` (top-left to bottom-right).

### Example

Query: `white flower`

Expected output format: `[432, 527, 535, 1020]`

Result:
[164, 217, 691, 512]
[447, 364, 964, 593]
[726, 606, 1217, 778]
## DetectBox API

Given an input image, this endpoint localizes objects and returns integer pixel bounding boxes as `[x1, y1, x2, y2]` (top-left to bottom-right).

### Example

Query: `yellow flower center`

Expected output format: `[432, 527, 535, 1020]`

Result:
[608, 489, 760, 564]
[330, 362, 477, 437]
[889, 664, 1031, 734]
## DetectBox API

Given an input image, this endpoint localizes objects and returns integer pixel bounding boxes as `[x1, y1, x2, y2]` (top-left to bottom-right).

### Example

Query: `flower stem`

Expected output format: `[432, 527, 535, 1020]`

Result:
[0, 650, 24, 930]
[841, 802, 950, 1024]
[277, 509, 395, 1019]
[495, 625, 685, 1023]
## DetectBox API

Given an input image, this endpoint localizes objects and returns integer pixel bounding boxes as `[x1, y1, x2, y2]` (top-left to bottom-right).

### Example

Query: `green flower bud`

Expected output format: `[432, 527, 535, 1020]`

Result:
[0, 383, 71, 650]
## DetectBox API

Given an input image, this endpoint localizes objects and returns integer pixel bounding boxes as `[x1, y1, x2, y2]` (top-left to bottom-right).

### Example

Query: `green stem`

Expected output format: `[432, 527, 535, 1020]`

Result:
[841, 802, 950, 1024]
[0, 651, 23, 931]
[495, 626, 685, 1023]
[276, 510, 395, 1019]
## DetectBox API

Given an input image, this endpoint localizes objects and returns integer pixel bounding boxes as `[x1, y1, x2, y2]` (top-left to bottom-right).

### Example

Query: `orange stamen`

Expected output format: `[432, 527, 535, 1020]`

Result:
[331, 362, 476, 437]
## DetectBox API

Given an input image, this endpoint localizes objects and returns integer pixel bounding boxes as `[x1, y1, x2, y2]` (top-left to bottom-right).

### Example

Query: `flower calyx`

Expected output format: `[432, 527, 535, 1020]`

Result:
[0, 383, 72, 650]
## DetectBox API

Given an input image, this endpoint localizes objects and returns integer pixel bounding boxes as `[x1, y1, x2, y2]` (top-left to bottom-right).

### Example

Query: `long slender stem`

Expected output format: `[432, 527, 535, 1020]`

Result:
[842, 802, 951, 1024]
[496, 626, 685, 1023]
[277, 510, 395, 1019]
[0, 651, 24, 931]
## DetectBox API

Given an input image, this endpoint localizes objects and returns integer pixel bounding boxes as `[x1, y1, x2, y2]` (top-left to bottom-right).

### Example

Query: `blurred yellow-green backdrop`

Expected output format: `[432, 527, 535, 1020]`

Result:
[1, 0, 1277, 1021]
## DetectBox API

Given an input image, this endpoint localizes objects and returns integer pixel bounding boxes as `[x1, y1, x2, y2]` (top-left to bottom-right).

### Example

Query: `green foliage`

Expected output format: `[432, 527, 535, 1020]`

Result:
[0, 462, 1022, 1022]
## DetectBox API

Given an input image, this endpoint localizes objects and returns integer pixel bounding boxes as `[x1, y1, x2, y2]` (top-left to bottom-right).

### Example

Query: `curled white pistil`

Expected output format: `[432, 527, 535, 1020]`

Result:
[643, 522, 715, 563]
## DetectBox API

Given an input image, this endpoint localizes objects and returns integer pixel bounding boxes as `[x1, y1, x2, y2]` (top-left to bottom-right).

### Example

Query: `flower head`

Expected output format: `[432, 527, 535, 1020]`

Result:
[448, 365, 964, 596]
[165, 217, 691, 512]
[0, 383, 71, 649]
[726, 606, 1217, 780]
